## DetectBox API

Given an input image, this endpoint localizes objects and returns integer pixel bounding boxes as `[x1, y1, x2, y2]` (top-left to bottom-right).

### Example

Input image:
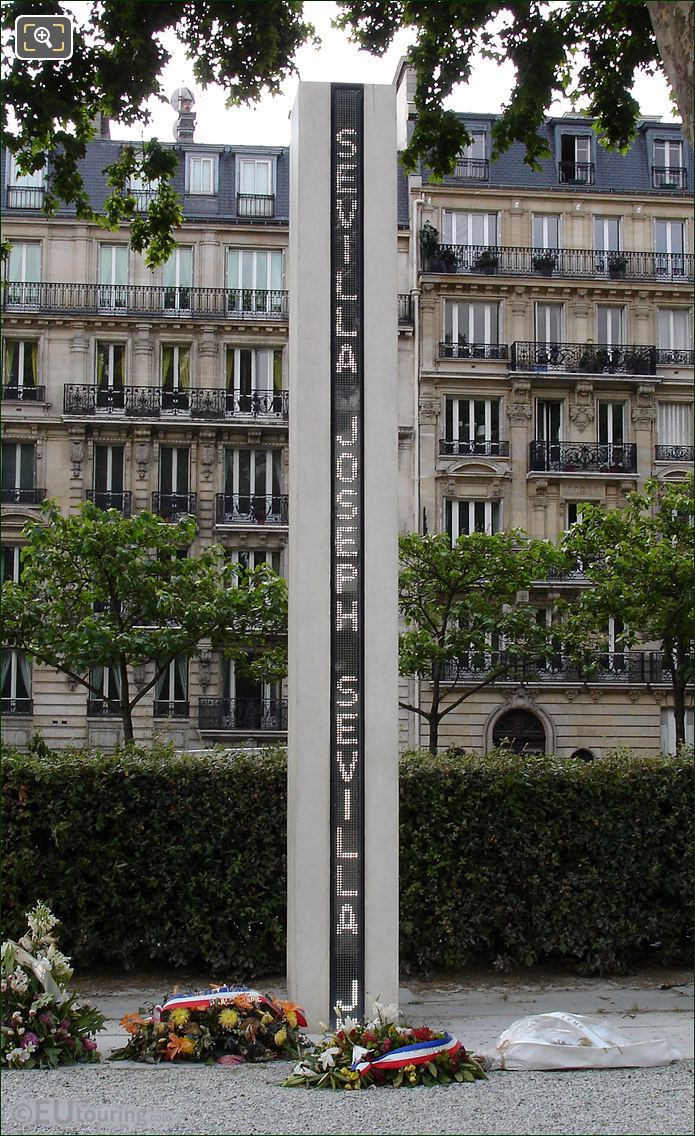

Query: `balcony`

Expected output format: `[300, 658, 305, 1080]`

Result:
[1, 697, 33, 715]
[199, 697, 288, 732]
[215, 493, 288, 526]
[398, 293, 413, 325]
[655, 445, 694, 462]
[1, 385, 46, 402]
[511, 341, 656, 376]
[453, 158, 489, 181]
[440, 439, 510, 457]
[2, 282, 289, 321]
[154, 700, 190, 718]
[441, 651, 677, 684]
[151, 492, 197, 520]
[439, 341, 508, 361]
[86, 490, 132, 515]
[529, 441, 637, 474]
[421, 244, 693, 283]
[651, 166, 687, 190]
[87, 698, 119, 717]
[1, 487, 46, 505]
[6, 185, 45, 209]
[63, 385, 288, 422]
[655, 348, 694, 367]
[236, 193, 275, 218]
[558, 162, 595, 185]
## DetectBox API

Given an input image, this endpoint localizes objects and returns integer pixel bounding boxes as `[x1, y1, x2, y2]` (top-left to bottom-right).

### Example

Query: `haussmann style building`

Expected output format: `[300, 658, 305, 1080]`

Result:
[2, 67, 693, 756]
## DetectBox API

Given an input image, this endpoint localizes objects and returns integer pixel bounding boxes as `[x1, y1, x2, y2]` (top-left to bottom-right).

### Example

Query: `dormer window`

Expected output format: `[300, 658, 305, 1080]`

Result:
[186, 154, 218, 195]
[237, 157, 275, 218]
[558, 135, 594, 184]
[455, 131, 488, 180]
[652, 139, 686, 189]
[6, 155, 44, 209]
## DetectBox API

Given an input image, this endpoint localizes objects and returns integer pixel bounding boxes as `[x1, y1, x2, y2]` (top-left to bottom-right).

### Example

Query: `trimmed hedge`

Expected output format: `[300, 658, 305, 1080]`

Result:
[2, 744, 692, 974]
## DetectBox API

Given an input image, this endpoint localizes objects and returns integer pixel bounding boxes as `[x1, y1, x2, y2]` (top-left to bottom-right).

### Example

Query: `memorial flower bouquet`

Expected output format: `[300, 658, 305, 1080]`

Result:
[284, 1001, 487, 1089]
[1, 902, 104, 1069]
[111, 986, 308, 1065]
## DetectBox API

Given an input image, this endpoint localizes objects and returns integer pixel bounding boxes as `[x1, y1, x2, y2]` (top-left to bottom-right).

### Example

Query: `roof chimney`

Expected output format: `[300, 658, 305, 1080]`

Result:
[170, 86, 196, 142]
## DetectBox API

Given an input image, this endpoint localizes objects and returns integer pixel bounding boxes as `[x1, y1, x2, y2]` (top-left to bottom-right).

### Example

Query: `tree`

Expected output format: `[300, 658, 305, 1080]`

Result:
[558, 476, 694, 749]
[2, 1, 692, 262]
[398, 530, 560, 754]
[0, 502, 287, 743]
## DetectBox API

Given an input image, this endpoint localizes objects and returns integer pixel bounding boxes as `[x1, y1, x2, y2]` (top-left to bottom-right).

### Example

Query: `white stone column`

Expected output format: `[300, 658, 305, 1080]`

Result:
[288, 81, 399, 1026]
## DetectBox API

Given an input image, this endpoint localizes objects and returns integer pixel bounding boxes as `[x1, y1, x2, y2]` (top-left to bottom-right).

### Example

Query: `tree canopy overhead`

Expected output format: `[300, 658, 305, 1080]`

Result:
[2, 0, 692, 262]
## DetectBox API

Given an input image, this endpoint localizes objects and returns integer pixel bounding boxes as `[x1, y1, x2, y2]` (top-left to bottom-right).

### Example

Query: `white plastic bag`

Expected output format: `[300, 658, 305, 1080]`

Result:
[489, 1011, 681, 1070]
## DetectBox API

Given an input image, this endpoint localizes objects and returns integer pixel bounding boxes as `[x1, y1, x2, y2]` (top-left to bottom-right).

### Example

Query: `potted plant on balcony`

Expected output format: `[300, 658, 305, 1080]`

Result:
[607, 254, 627, 279]
[419, 221, 441, 271]
[532, 252, 556, 276]
[473, 248, 499, 274]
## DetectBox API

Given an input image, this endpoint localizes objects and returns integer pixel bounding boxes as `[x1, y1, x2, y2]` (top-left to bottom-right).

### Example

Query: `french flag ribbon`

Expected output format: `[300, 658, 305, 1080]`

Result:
[160, 986, 308, 1027]
[351, 1033, 463, 1075]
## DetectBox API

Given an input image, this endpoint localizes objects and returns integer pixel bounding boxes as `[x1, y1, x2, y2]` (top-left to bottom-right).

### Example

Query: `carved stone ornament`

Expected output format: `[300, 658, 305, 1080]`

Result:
[198, 647, 212, 692]
[132, 665, 147, 691]
[419, 398, 438, 424]
[69, 432, 85, 481]
[507, 380, 532, 422]
[631, 384, 656, 427]
[200, 442, 215, 482]
[134, 434, 151, 481]
[569, 382, 595, 433]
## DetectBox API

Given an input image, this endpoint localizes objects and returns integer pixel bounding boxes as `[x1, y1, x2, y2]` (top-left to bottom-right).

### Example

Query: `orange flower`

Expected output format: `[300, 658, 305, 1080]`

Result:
[120, 1013, 148, 1035]
[276, 999, 307, 1028]
[232, 994, 254, 1014]
[164, 1032, 196, 1060]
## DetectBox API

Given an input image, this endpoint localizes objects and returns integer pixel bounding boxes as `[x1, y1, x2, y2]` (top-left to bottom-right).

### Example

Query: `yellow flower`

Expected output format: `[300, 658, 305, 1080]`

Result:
[404, 1064, 416, 1074]
[284, 1010, 298, 1029]
[168, 1008, 189, 1027]
[274, 1028, 288, 1047]
[219, 1009, 239, 1031]
[179, 1036, 196, 1056]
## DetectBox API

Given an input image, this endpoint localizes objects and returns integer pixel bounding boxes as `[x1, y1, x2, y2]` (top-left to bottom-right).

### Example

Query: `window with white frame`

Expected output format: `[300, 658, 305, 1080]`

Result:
[224, 448, 282, 500]
[535, 302, 563, 344]
[237, 158, 274, 215]
[1, 442, 35, 496]
[223, 660, 283, 728]
[229, 548, 282, 576]
[186, 154, 218, 195]
[596, 305, 624, 346]
[161, 344, 191, 411]
[660, 707, 694, 755]
[455, 132, 488, 179]
[225, 346, 284, 414]
[96, 342, 125, 393]
[159, 446, 190, 497]
[655, 220, 687, 278]
[89, 665, 121, 715]
[445, 498, 501, 540]
[656, 403, 693, 451]
[532, 214, 560, 250]
[6, 156, 44, 208]
[2, 340, 38, 397]
[154, 657, 188, 715]
[443, 397, 501, 455]
[97, 244, 128, 309]
[226, 248, 284, 314]
[163, 247, 193, 311]
[657, 308, 690, 351]
[2, 546, 23, 584]
[443, 299, 500, 351]
[93, 445, 125, 511]
[565, 502, 585, 529]
[6, 242, 40, 305]
[441, 210, 498, 246]
[1, 649, 32, 712]
[593, 217, 621, 252]
[559, 135, 592, 182]
[653, 139, 684, 186]
[598, 402, 625, 446]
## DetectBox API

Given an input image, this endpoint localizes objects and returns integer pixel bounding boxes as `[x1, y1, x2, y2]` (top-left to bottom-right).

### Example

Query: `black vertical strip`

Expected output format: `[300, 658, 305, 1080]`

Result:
[329, 84, 365, 1024]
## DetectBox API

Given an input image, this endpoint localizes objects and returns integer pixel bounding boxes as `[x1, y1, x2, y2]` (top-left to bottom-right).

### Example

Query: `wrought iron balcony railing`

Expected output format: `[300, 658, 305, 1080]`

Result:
[421, 244, 693, 283]
[199, 697, 288, 731]
[0, 487, 46, 505]
[529, 440, 637, 474]
[128, 188, 158, 211]
[6, 185, 45, 209]
[511, 341, 657, 376]
[440, 439, 510, 457]
[86, 490, 132, 515]
[651, 166, 687, 189]
[1, 385, 46, 402]
[440, 651, 680, 684]
[655, 348, 694, 366]
[439, 341, 509, 360]
[2, 282, 289, 321]
[453, 158, 489, 181]
[558, 161, 595, 185]
[87, 698, 120, 717]
[215, 493, 289, 525]
[63, 385, 289, 422]
[151, 492, 197, 520]
[398, 293, 413, 325]
[236, 193, 275, 218]
[1, 697, 33, 715]
[153, 700, 190, 718]
[654, 445, 694, 462]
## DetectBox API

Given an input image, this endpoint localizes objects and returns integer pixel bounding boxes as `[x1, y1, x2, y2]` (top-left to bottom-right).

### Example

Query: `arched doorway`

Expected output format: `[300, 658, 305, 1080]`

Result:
[492, 708, 546, 754]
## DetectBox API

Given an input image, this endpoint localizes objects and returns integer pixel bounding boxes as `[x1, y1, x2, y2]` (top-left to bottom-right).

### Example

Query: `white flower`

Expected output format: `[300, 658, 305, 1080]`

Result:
[371, 1000, 399, 1025]
[292, 1062, 315, 1076]
[318, 1046, 340, 1069]
[351, 1045, 372, 1066]
[337, 1014, 360, 1035]
[5, 1047, 32, 1066]
[9, 968, 29, 994]
[26, 903, 57, 941]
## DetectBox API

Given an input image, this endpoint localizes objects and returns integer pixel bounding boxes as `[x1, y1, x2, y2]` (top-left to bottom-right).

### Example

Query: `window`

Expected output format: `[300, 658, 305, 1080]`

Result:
[597, 306, 624, 346]
[237, 158, 274, 216]
[443, 300, 499, 350]
[92, 445, 127, 512]
[1, 649, 32, 714]
[95, 342, 126, 410]
[565, 503, 584, 529]
[225, 346, 284, 415]
[535, 303, 563, 344]
[226, 249, 284, 315]
[492, 708, 546, 753]
[224, 660, 283, 728]
[445, 499, 501, 540]
[660, 707, 694, 755]
[2, 341, 38, 400]
[6, 156, 44, 208]
[598, 402, 625, 446]
[559, 134, 593, 183]
[158, 446, 191, 518]
[657, 403, 693, 451]
[97, 245, 128, 310]
[229, 548, 282, 575]
[455, 132, 488, 180]
[224, 448, 282, 521]
[2, 546, 23, 583]
[1, 442, 35, 502]
[443, 398, 501, 455]
[186, 154, 218, 195]
[532, 214, 560, 250]
[652, 139, 685, 187]
[88, 666, 121, 716]
[6, 241, 40, 305]
[441, 211, 498, 247]
[593, 217, 621, 252]
[163, 247, 192, 311]
[655, 220, 686, 279]
[154, 657, 188, 716]
[658, 308, 690, 351]
[161, 344, 191, 412]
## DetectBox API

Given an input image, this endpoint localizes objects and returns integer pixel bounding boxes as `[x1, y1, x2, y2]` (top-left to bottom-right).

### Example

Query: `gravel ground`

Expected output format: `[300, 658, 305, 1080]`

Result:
[2, 1058, 693, 1136]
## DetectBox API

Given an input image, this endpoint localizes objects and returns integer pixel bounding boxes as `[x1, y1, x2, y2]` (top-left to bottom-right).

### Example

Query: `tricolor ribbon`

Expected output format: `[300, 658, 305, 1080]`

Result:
[160, 986, 307, 1027]
[351, 1032, 462, 1075]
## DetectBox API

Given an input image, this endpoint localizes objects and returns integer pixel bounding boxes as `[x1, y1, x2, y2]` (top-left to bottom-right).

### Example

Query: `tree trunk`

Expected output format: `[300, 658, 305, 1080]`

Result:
[119, 659, 134, 744]
[647, 1, 694, 145]
[672, 641, 689, 750]
[427, 667, 442, 754]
